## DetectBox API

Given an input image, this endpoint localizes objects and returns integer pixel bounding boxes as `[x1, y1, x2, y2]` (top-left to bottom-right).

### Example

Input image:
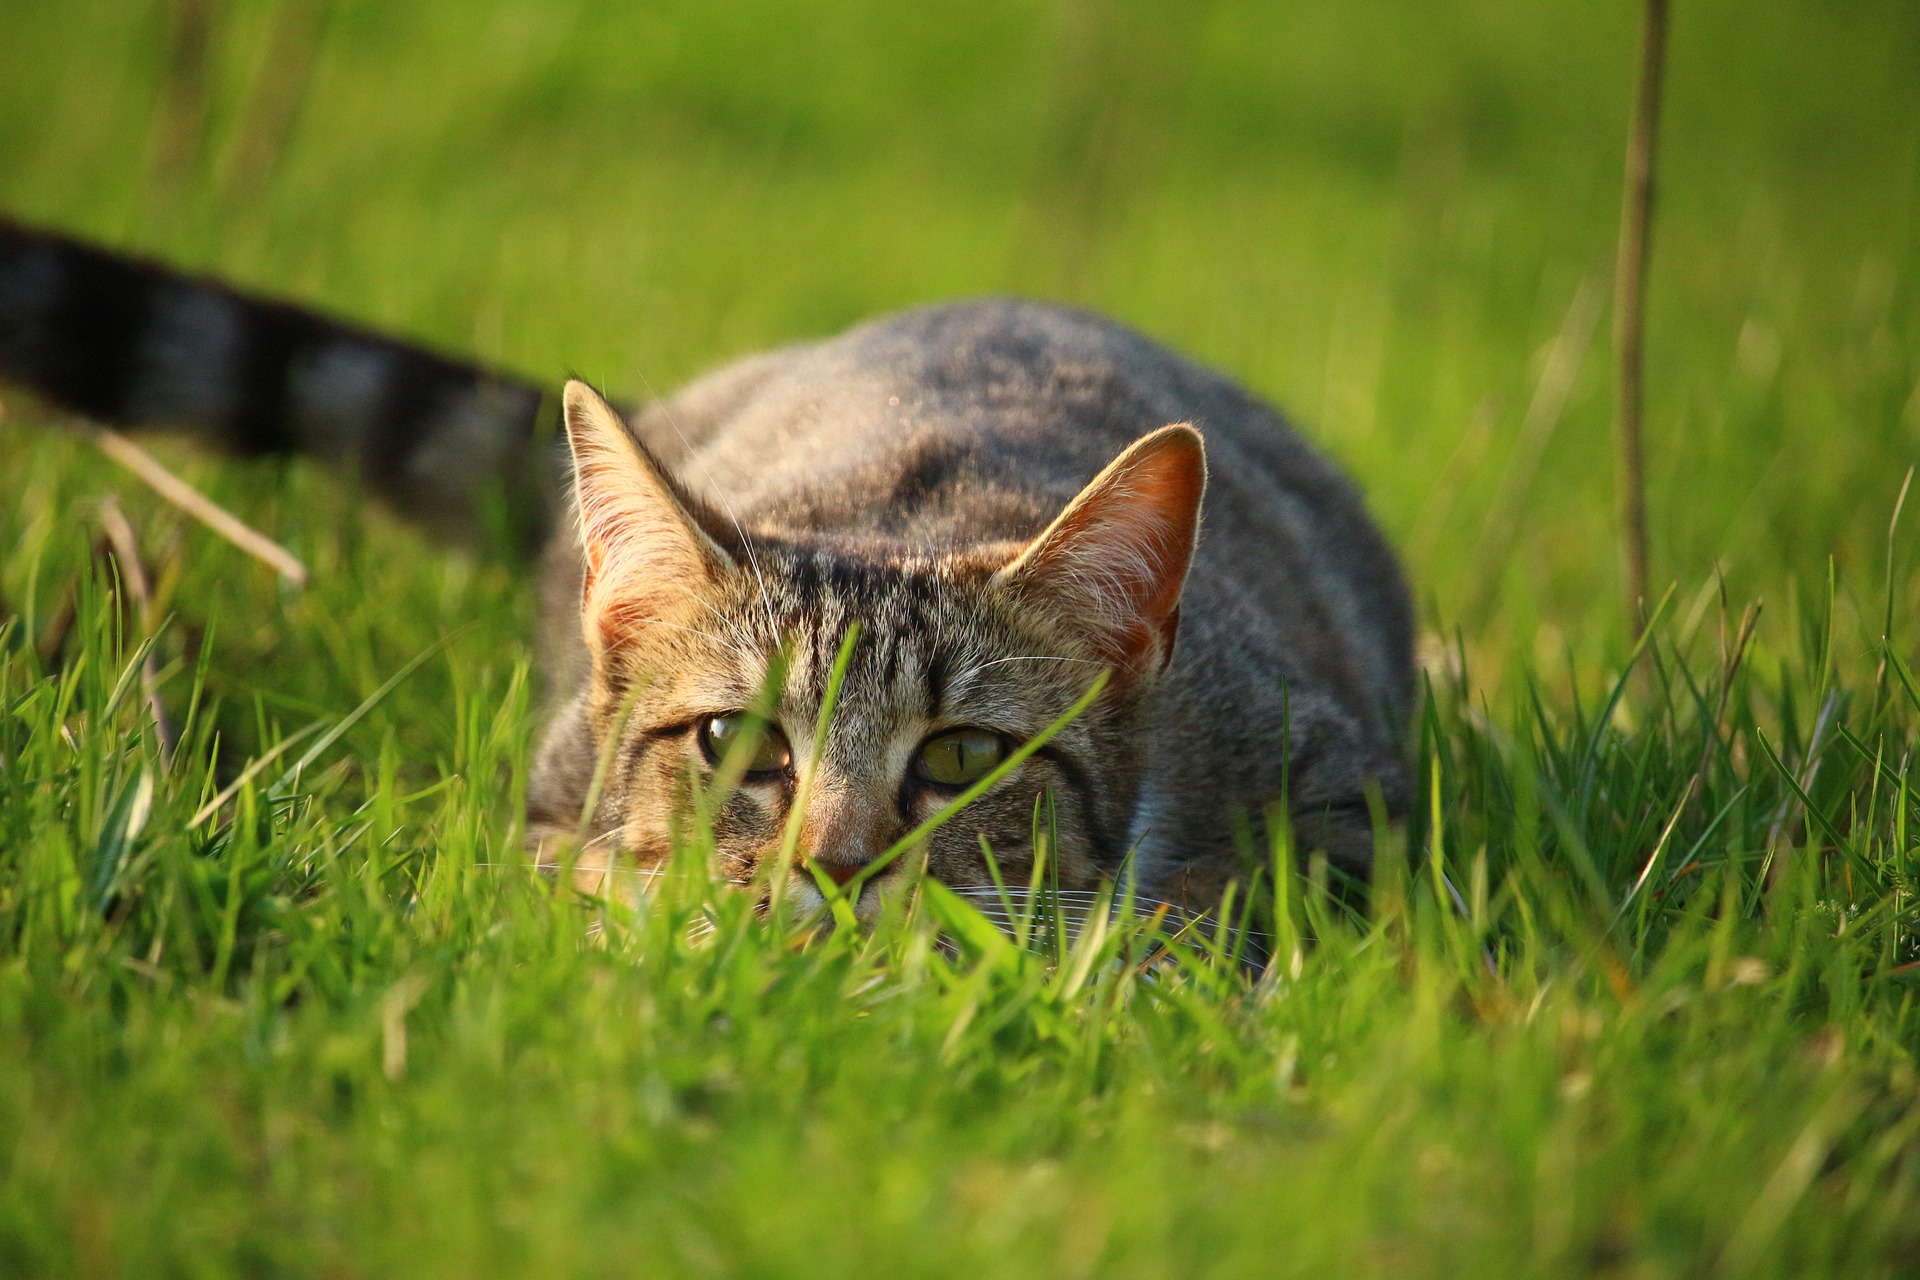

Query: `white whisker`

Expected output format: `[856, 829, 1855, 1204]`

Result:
[940, 885, 1204, 941]
[947, 653, 1105, 697]
[688, 595, 762, 656]
[635, 618, 759, 665]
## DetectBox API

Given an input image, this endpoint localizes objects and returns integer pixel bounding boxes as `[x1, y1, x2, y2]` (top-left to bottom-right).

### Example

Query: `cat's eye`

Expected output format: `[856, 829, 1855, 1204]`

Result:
[913, 728, 1007, 788]
[699, 714, 792, 777]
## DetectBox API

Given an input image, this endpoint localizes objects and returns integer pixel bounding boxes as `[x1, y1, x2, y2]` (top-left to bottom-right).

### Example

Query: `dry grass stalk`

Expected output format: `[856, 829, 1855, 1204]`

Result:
[1613, 0, 1670, 634]
[144, 0, 226, 192]
[85, 425, 308, 587]
[97, 495, 179, 761]
[217, 0, 329, 204]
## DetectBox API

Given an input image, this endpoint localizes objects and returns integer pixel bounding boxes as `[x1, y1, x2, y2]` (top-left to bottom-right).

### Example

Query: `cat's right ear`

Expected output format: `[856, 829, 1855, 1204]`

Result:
[562, 380, 733, 657]
[993, 424, 1206, 684]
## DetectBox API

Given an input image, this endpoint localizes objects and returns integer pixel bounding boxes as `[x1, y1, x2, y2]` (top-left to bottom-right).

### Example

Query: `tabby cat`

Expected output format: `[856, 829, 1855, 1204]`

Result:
[0, 219, 1412, 916]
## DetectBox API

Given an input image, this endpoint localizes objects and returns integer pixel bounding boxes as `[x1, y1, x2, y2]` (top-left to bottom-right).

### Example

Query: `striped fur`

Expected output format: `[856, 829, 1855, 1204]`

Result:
[0, 221, 1415, 915]
[0, 219, 553, 543]
[531, 306, 1414, 915]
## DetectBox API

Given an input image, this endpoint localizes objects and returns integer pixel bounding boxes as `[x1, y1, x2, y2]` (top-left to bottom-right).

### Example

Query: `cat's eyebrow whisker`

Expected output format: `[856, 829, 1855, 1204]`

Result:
[688, 594, 760, 652]
[632, 617, 759, 665]
[693, 598, 780, 680]
[946, 653, 1106, 697]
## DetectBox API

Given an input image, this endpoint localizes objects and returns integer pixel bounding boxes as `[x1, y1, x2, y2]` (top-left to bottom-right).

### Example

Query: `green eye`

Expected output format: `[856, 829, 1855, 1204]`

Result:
[699, 714, 792, 776]
[914, 729, 1007, 788]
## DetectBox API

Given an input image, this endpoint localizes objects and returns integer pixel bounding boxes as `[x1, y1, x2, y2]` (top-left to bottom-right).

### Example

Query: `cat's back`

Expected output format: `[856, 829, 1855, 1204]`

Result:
[637, 300, 1142, 523]
[634, 298, 1412, 730]
[642, 299, 1353, 532]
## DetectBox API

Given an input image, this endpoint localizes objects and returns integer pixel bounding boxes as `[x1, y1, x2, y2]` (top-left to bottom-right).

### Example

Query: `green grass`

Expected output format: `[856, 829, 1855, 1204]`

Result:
[4, 0, 1920, 1274]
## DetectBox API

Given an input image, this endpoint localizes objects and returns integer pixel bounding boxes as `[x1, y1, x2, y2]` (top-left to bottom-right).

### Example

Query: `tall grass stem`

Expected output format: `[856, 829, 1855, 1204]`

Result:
[1613, 0, 1670, 633]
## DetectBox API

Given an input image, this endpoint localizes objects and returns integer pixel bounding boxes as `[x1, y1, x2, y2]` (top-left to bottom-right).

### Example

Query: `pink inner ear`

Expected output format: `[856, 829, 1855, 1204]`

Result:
[1002, 425, 1206, 675]
[1107, 437, 1206, 618]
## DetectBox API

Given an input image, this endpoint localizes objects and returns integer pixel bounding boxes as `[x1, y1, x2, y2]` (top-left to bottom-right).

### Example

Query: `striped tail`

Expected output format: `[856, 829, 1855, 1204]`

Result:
[0, 218, 556, 547]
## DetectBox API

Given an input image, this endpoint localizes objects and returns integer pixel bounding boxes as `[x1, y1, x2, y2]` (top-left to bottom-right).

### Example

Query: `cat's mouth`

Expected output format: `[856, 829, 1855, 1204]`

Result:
[777, 860, 900, 923]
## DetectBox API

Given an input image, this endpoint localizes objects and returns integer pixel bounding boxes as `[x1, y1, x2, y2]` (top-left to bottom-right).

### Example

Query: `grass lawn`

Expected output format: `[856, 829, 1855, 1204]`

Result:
[3, 0, 1920, 1274]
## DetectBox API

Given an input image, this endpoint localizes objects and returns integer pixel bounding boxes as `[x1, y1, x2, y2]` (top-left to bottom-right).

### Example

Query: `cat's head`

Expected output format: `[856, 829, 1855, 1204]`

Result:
[560, 380, 1205, 916]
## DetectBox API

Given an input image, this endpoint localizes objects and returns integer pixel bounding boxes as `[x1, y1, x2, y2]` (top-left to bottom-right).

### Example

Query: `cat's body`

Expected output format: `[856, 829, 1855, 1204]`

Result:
[2, 220, 1412, 913]
[534, 301, 1411, 904]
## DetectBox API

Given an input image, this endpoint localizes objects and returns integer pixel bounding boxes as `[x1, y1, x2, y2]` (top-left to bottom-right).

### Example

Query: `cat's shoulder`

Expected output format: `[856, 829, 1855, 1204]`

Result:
[669, 298, 1215, 390]
[656, 296, 1261, 438]
[828, 297, 1215, 381]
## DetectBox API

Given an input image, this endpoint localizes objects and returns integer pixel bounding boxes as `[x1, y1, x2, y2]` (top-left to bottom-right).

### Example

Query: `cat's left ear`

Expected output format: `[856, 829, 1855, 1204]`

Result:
[994, 424, 1206, 682]
[563, 380, 734, 658]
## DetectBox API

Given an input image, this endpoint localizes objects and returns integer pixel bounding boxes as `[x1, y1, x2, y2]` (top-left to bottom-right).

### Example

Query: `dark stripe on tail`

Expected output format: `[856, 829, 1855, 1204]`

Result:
[0, 217, 556, 546]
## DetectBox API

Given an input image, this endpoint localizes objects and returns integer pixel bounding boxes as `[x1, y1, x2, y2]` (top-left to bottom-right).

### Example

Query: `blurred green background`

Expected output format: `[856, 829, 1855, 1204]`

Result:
[5, 0, 1916, 678]
[6, 7, 1920, 1276]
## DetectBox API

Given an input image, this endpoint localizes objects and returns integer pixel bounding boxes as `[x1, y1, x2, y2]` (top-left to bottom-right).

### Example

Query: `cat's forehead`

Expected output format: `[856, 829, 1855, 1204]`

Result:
[757, 546, 972, 687]
[706, 543, 1055, 718]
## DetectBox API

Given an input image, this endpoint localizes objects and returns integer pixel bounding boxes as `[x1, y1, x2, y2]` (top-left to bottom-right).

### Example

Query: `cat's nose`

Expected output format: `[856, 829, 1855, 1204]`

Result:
[810, 858, 865, 888]
[797, 784, 891, 889]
